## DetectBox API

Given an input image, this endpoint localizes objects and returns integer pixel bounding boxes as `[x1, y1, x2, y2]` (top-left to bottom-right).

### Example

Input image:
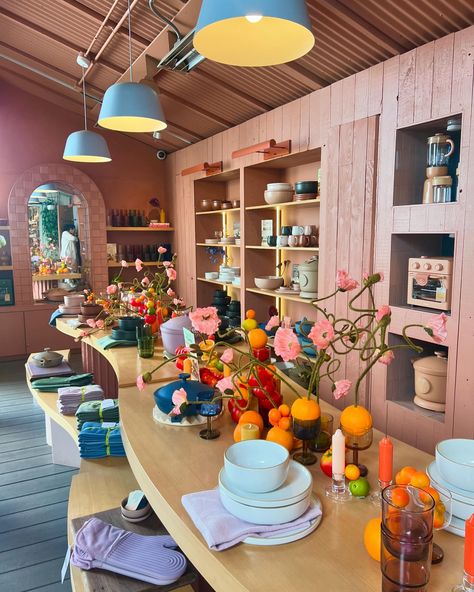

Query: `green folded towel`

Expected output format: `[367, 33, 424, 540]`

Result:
[31, 373, 94, 392]
[76, 399, 120, 430]
[97, 336, 137, 350]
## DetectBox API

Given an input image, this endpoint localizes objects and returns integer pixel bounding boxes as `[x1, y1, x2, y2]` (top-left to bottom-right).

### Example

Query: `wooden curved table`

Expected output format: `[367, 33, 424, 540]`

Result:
[56, 321, 465, 592]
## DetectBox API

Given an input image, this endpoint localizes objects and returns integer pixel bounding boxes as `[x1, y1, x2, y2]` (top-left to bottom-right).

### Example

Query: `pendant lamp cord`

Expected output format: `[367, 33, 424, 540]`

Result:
[128, 0, 133, 82]
[82, 68, 87, 131]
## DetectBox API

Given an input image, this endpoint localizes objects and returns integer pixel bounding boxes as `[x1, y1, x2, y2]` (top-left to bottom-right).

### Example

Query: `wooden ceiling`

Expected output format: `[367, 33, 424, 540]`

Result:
[1, 0, 473, 152]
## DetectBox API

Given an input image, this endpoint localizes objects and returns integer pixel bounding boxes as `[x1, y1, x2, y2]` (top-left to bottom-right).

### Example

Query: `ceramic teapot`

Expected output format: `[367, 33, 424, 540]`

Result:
[31, 348, 64, 368]
[153, 373, 215, 422]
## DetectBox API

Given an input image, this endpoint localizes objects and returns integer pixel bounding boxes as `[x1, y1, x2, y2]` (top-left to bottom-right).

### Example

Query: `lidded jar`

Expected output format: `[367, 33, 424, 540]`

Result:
[412, 351, 448, 412]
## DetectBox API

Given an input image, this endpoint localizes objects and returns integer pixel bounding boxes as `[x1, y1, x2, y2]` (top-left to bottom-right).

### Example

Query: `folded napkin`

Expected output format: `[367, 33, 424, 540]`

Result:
[31, 373, 94, 392]
[48, 308, 64, 327]
[182, 489, 321, 551]
[97, 336, 137, 350]
[78, 422, 126, 458]
[76, 399, 119, 429]
[57, 385, 104, 415]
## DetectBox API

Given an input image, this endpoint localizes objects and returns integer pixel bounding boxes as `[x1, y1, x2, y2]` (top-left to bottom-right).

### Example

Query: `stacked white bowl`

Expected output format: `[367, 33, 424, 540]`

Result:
[427, 438, 474, 536]
[218, 265, 240, 284]
[264, 183, 293, 205]
[219, 440, 313, 525]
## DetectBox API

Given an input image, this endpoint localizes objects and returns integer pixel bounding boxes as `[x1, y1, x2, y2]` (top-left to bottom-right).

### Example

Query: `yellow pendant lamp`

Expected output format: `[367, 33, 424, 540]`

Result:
[194, 0, 315, 67]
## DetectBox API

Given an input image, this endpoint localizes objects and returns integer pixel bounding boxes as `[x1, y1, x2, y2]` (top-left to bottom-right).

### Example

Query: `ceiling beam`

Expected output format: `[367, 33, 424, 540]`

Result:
[159, 89, 234, 128]
[277, 62, 328, 90]
[0, 7, 123, 75]
[166, 121, 204, 142]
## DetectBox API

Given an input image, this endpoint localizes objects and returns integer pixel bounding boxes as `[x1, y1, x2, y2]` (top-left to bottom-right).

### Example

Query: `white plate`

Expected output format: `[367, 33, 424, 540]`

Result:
[445, 514, 465, 537]
[243, 495, 322, 546]
[427, 462, 474, 503]
[219, 460, 312, 508]
[205, 239, 219, 244]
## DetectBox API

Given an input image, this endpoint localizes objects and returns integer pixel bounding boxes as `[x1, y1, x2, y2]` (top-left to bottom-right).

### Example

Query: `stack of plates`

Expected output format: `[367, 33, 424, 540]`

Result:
[59, 304, 82, 315]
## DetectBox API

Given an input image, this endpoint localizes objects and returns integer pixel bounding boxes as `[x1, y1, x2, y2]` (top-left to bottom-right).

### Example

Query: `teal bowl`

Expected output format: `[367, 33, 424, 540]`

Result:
[436, 439, 474, 492]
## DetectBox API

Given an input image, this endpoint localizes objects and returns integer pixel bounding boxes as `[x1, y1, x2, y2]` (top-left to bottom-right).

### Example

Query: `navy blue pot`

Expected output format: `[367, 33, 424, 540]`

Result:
[153, 373, 215, 422]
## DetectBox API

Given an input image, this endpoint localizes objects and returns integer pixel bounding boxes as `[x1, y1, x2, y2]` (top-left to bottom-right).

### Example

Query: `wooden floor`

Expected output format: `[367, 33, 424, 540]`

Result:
[0, 358, 79, 592]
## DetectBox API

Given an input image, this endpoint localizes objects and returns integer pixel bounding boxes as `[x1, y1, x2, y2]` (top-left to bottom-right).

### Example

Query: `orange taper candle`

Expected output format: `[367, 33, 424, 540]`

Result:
[378, 436, 393, 484]
[465, 514, 474, 579]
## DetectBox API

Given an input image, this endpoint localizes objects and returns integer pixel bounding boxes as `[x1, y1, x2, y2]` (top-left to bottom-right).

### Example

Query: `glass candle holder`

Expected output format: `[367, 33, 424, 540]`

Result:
[292, 416, 321, 466]
[310, 412, 333, 452]
[199, 398, 222, 440]
[137, 336, 155, 358]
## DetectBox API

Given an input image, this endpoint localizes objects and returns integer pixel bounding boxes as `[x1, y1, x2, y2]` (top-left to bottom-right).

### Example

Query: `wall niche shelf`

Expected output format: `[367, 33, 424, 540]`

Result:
[246, 199, 320, 211]
[246, 287, 315, 305]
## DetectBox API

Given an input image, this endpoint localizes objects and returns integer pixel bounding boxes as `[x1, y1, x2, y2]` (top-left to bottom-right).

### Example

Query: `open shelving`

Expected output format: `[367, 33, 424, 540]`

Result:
[245, 199, 320, 211]
[246, 245, 319, 252]
[196, 243, 240, 249]
[107, 261, 162, 268]
[196, 208, 240, 216]
[106, 226, 174, 232]
[246, 287, 314, 305]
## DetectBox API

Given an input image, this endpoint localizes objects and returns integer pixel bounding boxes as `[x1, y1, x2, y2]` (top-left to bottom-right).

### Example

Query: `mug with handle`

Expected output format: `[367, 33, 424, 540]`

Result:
[277, 235, 289, 247]
[292, 225, 304, 236]
[288, 235, 298, 247]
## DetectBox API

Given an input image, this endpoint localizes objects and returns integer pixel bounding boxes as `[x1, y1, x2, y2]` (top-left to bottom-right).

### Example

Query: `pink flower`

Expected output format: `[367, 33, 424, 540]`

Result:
[375, 305, 391, 323]
[189, 307, 220, 336]
[283, 316, 292, 329]
[273, 327, 301, 362]
[158, 246, 167, 254]
[96, 319, 105, 329]
[308, 319, 335, 349]
[216, 376, 234, 394]
[135, 258, 143, 272]
[166, 267, 177, 281]
[379, 350, 395, 366]
[333, 379, 352, 400]
[265, 315, 280, 331]
[170, 387, 188, 415]
[167, 288, 175, 297]
[163, 261, 172, 267]
[141, 277, 150, 287]
[80, 330, 89, 337]
[106, 284, 117, 295]
[336, 270, 359, 292]
[173, 298, 183, 306]
[220, 348, 233, 364]
[121, 260, 128, 268]
[86, 319, 96, 328]
[136, 375, 146, 391]
[425, 312, 448, 344]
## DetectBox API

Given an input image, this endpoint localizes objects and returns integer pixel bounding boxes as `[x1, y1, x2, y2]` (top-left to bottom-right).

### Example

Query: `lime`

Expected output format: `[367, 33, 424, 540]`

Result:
[349, 477, 370, 497]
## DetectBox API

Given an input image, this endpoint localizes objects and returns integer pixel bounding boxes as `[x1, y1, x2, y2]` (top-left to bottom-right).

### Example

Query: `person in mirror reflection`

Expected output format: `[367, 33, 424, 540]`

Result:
[60, 224, 80, 270]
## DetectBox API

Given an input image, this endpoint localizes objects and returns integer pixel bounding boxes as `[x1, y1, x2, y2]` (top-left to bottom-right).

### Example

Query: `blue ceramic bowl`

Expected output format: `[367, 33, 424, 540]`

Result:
[436, 439, 474, 492]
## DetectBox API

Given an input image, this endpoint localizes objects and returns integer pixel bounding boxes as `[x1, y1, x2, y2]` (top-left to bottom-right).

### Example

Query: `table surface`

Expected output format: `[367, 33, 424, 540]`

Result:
[55, 320, 466, 592]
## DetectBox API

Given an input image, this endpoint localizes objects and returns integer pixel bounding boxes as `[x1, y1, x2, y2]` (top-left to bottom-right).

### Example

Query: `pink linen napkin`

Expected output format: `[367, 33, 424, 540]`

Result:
[181, 489, 321, 551]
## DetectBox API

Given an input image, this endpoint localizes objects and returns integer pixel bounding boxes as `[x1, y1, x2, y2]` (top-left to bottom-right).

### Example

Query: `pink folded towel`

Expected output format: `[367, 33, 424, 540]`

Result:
[181, 489, 321, 551]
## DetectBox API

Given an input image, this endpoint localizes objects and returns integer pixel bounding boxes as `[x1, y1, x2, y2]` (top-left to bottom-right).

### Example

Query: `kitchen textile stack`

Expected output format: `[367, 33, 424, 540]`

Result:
[57, 384, 104, 415]
[31, 373, 94, 392]
[78, 422, 125, 458]
[76, 399, 119, 430]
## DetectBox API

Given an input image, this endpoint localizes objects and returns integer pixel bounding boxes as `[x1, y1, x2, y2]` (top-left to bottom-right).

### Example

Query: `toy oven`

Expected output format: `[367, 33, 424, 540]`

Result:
[407, 257, 453, 311]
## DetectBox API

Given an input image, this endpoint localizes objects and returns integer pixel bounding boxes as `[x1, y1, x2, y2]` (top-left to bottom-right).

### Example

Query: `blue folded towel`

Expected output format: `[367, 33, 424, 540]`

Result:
[96, 336, 137, 350]
[49, 309, 64, 327]
[78, 422, 126, 458]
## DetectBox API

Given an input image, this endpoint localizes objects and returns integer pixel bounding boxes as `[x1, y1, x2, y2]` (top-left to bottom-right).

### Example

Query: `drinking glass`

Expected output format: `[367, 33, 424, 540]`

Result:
[199, 397, 222, 440]
[310, 412, 333, 452]
[137, 336, 155, 358]
[292, 417, 321, 465]
[341, 425, 373, 476]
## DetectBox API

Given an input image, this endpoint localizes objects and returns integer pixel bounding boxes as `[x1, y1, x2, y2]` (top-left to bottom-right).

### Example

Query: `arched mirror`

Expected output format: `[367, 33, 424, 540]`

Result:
[28, 182, 90, 301]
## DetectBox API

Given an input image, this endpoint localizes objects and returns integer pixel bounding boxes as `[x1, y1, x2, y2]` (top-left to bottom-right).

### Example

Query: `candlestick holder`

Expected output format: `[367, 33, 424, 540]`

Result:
[453, 573, 474, 591]
[370, 479, 391, 506]
[325, 473, 351, 503]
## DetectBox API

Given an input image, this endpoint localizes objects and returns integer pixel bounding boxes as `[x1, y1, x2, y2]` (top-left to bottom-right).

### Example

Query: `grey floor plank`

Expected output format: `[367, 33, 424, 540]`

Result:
[0, 470, 76, 500]
[0, 486, 70, 516]
[28, 580, 71, 592]
[0, 445, 52, 464]
[0, 400, 36, 410]
[0, 500, 68, 533]
[0, 436, 50, 453]
[0, 518, 69, 552]
[0, 556, 66, 591]
[0, 428, 46, 445]
[0, 463, 78, 487]
[0, 454, 53, 475]
[1, 407, 46, 420]
[0, 536, 67, 573]
[0, 421, 45, 436]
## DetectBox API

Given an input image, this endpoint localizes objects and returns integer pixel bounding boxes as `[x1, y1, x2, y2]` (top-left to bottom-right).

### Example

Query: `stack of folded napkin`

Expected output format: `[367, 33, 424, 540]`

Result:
[75, 399, 119, 430]
[31, 373, 94, 392]
[78, 422, 125, 458]
[57, 385, 104, 415]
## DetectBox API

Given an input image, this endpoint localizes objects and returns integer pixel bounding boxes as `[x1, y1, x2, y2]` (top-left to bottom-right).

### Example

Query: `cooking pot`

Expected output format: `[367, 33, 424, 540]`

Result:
[153, 373, 214, 422]
[412, 351, 447, 412]
[31, 348, 64, 368]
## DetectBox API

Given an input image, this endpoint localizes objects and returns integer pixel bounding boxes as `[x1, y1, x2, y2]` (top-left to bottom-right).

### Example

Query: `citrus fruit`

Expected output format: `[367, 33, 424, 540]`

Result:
[391, 487, 410, 508]
[246, 309, 256, 319]
[238, 410, 264, 432]
[291, 398, 320, 421]
[268, 408, 282, 426]
[410, 471, 430, 489]
[242, 318, 258, 331]
[364, 518, 381, 561]
[420, 486, 440, 505]
[248, 328, 268, 349]
[278, 416, 291, 431]
[266, 426, 294, 451]
[349, 477, 370, 497]
[434, 502, 446, 529]
[233, 424, 242, 442]
[397, 466, 417, 485]
[340, 405, 373, 437]
[344, 464, 361, 481]
[278, 404, 290, 417]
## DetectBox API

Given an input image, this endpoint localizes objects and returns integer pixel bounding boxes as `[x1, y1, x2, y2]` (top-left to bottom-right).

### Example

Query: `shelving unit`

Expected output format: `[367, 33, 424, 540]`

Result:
[246, 245, 319, 252]
[0, 265, 13, 271]
[106, 226, 174, 232]
[107, 261, 162, 268]
[196, 208, 239, 216]
[246, 287, 314, 305]
[245, 199, 320, 211]
[196, 243, 240, 249]
[197, 277, 241, 288]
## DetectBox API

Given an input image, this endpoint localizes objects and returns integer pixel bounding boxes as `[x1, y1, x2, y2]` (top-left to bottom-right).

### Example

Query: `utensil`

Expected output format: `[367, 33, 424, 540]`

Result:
[297, 235, 311, 247]
[281, 226, 292, 236]
[267, 182, 292, 191]
[221, 201, 233, 210]
[211, 200, 222, 210]
[266, 236, 277, 247]
[199, 199, 213, 211]
[412, 352, 447, 412]
[299, 257, 319, 299]
[427, 133, 455, 167]
[231, 199, 240, 208]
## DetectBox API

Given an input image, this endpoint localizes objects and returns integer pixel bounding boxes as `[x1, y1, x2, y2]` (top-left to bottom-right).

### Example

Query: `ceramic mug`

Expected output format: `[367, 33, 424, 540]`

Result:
[297, 235, 311, 247]
[288, 235, 298, 247]
[266, 235, 277, 247]
[304, 225, 314, 236]
[277, 235, 289, 247]
[292, 225, 304, 236]
[310, 235, 319, 247]
[281, 226, 292, 236]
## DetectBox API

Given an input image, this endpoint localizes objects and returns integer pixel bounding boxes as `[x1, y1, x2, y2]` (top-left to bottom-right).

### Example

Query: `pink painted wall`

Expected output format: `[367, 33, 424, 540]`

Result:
[0, 80, 167, 218]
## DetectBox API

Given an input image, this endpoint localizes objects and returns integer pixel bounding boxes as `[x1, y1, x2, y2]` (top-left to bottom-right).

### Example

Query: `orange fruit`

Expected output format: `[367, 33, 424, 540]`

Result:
[278, 404, 290, 417]
[248, 328, 268, 349]
[410, 471, 430, 489]
[363, 518, 381, 562]
[238, 410, 264, 433]
[434, 502, 446, 529]
[391, 487, 410, 508]
[344, 464, 361, 481]
[266, 426, 294, 451]
[246, 309, 256, 319]
[233, 424, 242, 442]
[278, 416, 291, 431]
[395, 466, 417, 485]
[291, 398, 320, 421]
[340, 405, 373, 437]
[420, 486, 440, 506]
[268, 408, 282, 427]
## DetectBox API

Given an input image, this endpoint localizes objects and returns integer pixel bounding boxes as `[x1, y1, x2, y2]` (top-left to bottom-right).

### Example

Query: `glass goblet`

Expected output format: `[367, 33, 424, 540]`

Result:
[310, 412, 333, 453]
[292, 416, 321, 466]
[341, 425, 373, 477]
[199, 398, 222, 440]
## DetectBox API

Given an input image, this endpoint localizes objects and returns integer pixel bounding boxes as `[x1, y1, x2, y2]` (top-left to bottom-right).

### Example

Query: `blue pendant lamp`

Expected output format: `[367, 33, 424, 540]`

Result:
[194, 0, 315, 67]
[63, 64, 111, 163]
[98, 0, 166, 133]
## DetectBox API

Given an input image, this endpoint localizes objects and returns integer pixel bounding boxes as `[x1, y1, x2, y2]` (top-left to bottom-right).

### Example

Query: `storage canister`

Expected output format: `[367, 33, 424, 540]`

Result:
[412, 351, 447, 412]
[432, 176, 452, 204]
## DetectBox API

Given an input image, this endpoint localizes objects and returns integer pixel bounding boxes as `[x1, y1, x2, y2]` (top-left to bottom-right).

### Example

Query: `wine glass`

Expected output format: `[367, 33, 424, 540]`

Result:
[340, 425, 373, 477]
[292, 417, 321, 465]
[199, 397, 222, 440]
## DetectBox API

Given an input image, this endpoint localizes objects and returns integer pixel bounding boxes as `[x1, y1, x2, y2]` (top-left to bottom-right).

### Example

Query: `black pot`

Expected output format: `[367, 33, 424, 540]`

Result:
[295, 181, 317, 194]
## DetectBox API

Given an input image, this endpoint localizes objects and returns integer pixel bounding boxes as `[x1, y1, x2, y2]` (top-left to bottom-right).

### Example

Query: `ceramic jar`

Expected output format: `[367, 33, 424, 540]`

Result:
[412, 352, 448, 412]
[160, 314, 192, 355]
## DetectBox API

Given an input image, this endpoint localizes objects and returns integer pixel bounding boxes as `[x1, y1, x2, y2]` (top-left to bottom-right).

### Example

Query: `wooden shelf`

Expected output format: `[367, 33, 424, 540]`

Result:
[389, 399, 445, 424]
[32, 273, 82, 281]
[196, 208, 240, 216]
[246, 199, 320, 211]
[246, 245, 319, 252]
[197, 277, 241, 288]
[0, 225, 11, 230]
[106, 227, 174, 231]
[107, 261, 161, 268]
[196, 242, 240, 248]
[0, 265, 13, 270]
[246, 287, 316, 304]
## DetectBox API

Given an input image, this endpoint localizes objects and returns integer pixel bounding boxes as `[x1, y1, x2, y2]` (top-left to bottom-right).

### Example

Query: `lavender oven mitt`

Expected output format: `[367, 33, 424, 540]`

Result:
[71, 517, 187, 586]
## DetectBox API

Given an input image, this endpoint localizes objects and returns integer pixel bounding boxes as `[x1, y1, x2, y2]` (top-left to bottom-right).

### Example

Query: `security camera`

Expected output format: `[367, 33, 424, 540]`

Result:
[156, 150, 167, 160]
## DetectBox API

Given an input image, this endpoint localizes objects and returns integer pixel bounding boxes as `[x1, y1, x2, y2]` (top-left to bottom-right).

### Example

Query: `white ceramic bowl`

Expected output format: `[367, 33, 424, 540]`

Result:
[254, 276, 284, 291]
[436, 439, 474, 492]
[427, 461, 474, 520]
[264, 190, 293, 205]
[220, 488, 310, 525]
[205, 272, 219, 280]
[224, 440, 290, 493]
[267, 183, 292, 191]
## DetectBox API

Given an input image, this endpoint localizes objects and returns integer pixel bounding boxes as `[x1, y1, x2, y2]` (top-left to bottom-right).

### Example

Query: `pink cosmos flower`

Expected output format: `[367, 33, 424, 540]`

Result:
[216, 376, 234, 394]
[265, 315, 280, 331]
[106, 284, 117, 295]
[95, 319, 105, 329]
[170, 387, 188, 415]
[173, 298, 183, 306]
[336, 269, 359, 292]
[86, 319, 96, 328]
[425, 312, 448, 344]
[220, 348, 233, 364]
[141, 277, 150, 287]
[379, 350, 395, 366]
[158, 246, 167, 254]
[375, 305, 391, 323]
[135, 258, 143, 272]
[166, 267, 177, 281]
[136, 375, 146, 391]
[189, 306, 220, 336]
[163, 261, 172, 267]
[333, 379, 352, 400]
[273, 327, 302, 362]
[167, 288, 175, 297]
[121, 260, 128, 268]
[308, 319, 335, 349]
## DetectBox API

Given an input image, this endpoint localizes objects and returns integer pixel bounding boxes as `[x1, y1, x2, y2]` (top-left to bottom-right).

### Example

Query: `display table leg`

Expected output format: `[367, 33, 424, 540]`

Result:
[50, 420, 80, 468]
